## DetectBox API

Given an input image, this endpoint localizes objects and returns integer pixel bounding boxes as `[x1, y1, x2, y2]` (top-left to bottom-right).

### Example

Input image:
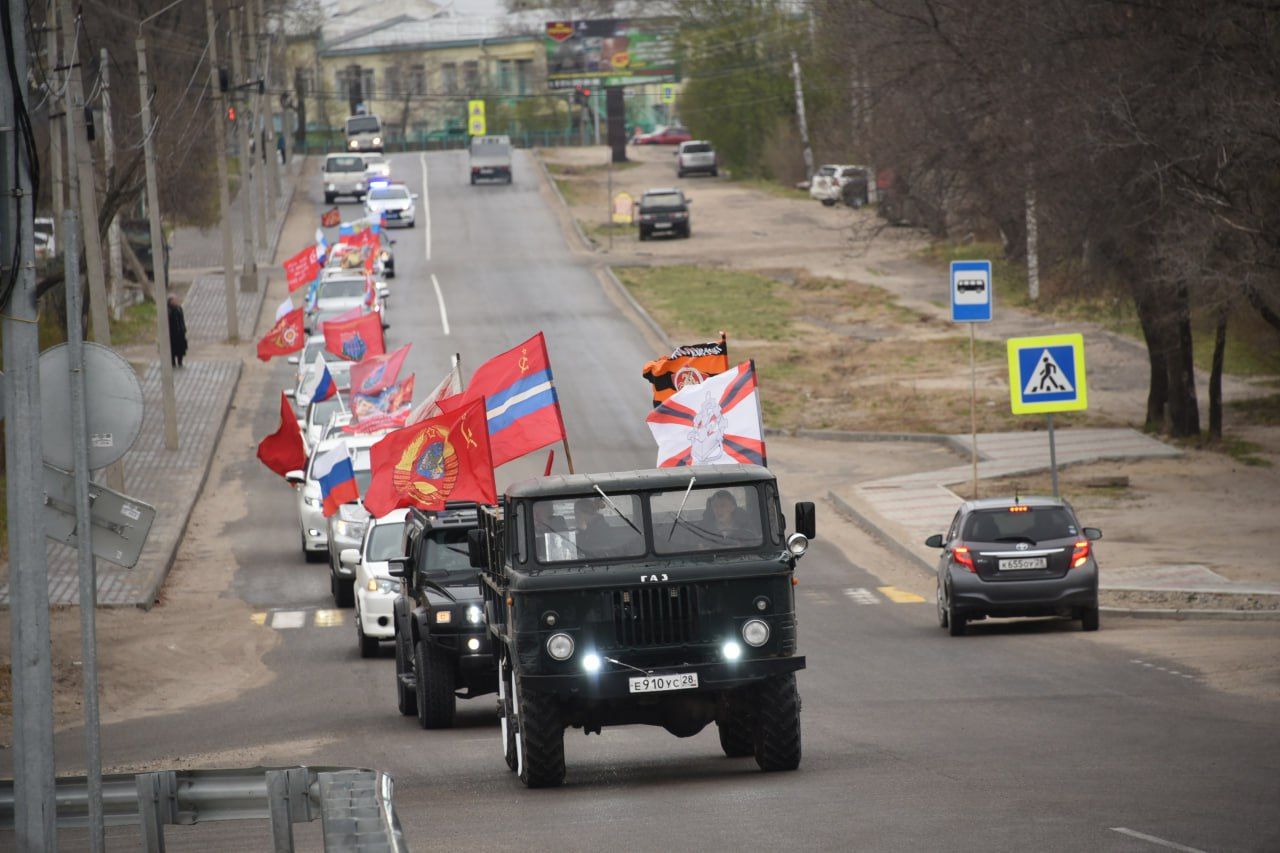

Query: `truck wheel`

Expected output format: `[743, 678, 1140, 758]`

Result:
[333, 574, 354, 608]
[414, 638, 456, 729]
[517, 686, 566, 788]
[752, 673, 802, 772]
[324, 193, 335, 204]
[716, 697, 755, 758]
[500, 658, 518, 772]
[395, 630, 417, 716]
[356, 607, 379, 658]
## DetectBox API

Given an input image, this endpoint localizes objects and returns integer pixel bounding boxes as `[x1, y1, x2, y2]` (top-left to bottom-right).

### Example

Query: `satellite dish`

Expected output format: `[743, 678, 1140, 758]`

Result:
[39, 343, 145, 470]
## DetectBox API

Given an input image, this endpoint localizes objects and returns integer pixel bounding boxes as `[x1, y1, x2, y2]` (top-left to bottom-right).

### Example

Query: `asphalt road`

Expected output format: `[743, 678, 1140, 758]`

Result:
[33, 151, 1280, 851]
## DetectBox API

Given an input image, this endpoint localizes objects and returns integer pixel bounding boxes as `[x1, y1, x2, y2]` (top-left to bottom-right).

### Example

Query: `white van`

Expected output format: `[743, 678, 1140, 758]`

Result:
[346, 114, 384, 153]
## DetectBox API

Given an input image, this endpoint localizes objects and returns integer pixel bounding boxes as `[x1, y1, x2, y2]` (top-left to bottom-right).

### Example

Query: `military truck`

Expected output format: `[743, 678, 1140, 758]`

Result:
[469, 466, 815, 787]
[390, 504, 497, 729]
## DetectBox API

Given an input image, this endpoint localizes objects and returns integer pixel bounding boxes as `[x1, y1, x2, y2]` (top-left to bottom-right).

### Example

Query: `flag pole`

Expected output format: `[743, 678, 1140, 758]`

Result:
[336, 389, 348, 414]
[560, 438, 576, 475]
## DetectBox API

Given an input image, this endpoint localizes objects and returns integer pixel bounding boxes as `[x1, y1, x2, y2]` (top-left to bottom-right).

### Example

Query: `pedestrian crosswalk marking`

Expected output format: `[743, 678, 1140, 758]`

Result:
[314, 609, 345, 627]
[250, 612, 267, 626]
[271, 610, 306, 629]
[878, 586, 927, 604]
[843, 588, 880, 605]
[252, 608, 349, 630]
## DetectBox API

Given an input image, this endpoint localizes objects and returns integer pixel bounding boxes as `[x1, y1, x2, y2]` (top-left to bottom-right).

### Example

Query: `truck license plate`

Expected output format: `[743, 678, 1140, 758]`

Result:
[655, 222, 672, 229]
[999, 557, 1047, 571]
[629, 673, 698, 694]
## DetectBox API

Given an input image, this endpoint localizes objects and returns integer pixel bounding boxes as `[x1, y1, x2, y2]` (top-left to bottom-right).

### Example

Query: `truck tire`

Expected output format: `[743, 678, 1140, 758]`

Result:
[414, 637, 456, 729]
[716, 698, 755, 758]
[395, 630, 417, 716]
[517, 687, 566, 788]
[752, 673, 801, 772]
[501, 658, 518, 772]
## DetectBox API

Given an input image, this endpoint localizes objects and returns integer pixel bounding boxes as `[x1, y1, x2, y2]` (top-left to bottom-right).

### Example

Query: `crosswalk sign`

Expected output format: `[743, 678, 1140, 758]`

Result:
[660, 84, 676, 104]
[1007, 333, 1087, 414]
[467, 100, 486, 136]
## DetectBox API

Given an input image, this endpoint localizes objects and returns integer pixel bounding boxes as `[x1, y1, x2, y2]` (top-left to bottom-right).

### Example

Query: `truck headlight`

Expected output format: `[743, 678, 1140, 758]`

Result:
[787, 533, 809, 556]
[326, 183, 336, 191]
[546, 632, 574, 661]
[355, 182, 365, 190]
[466, 605, 483, 624]
[742, 619, 770, 647]
[582, 652, 601, 673]
[435, 610, 452, 624]
[722, 641, 742, 661]
[372, 136, 382, 146]
[348, 139, 358, 149]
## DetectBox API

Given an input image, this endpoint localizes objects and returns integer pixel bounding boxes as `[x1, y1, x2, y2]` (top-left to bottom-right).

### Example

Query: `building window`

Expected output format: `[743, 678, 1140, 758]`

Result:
[295, 67, 315, 96]
[463, 61, 479, 93]
[335, 69, 348, 100]
[498, 60, 514, 94]
[442, 63, 458, 95]
[360, 69, 375, 102]
[516, 59, 532, 96]
[410, 65, 427, 96]
[384, 67, 401, 98]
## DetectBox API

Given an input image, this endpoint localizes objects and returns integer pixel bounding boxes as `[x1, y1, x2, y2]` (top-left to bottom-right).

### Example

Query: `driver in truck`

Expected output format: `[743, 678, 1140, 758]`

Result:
[704, 489, 753, 543]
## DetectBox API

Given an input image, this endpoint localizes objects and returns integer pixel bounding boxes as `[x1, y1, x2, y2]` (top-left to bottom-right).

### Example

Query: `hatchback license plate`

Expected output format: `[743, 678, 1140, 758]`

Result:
[629, 673, 698, 694]
[655, 222, 672, 229]
[999, 557, 1048, 571]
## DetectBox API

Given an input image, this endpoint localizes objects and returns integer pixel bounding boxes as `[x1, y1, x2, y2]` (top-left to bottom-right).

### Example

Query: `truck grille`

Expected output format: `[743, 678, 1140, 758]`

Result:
[607, 584, 701, 648]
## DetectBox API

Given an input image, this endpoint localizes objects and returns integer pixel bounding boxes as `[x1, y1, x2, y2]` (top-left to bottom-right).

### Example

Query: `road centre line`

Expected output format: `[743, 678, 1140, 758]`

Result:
[431, 274, 450, 336]
[419, 151, 432, 262]
[1110, 828, 1207, 853]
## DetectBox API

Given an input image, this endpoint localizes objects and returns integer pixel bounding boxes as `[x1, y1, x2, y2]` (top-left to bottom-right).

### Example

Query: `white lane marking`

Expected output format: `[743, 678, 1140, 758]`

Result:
[1110, 827, 1207, 853]
[271, 610, 306, 630]
[844, 587, 880, 605]
[419, 151, 432, 262]
[430, 273, 450, 336]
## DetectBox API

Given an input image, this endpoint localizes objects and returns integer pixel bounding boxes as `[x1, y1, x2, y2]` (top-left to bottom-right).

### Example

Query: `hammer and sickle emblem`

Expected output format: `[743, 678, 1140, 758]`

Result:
[518, 348, 529, 373]
[461, 422, 478, 449]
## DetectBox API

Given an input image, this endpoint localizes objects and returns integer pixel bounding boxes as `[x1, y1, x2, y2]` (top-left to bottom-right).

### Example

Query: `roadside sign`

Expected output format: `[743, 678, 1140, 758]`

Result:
[660, 83, 676, 104]
[612, 192, 634, 224]
[42, 463, 156, 568]
[468, 100, 486, 136]
[950, 260, 992, 322]
[1007, 333, 1088, 415]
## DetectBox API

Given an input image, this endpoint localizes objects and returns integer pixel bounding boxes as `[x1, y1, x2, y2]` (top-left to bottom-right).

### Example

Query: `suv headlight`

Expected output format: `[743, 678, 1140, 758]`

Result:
[355, 181, 365, 190]
[546, 632, 574, 661]
[304, 494, 322, 508]
[742, 619, 770, 647]
[326, 183, 336, 191]
[367, 578, 397, 594]
[334, 519, 365, 538]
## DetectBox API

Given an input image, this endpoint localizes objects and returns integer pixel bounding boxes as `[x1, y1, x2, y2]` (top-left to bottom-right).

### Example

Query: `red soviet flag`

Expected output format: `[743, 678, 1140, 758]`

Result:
[364, 398, 496, 518]
[256, 307, 305, 361]
[283, 245, 321, 293]
[323, 310, 385, 362]
[257, 392, 307, 477]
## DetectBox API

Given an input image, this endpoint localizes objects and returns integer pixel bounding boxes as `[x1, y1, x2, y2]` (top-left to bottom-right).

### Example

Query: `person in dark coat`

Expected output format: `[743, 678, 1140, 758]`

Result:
[167, 294, 188, 367]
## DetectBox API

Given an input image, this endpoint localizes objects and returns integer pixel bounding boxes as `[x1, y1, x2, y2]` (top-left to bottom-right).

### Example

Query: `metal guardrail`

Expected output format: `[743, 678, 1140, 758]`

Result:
[0, 765, 407, 852]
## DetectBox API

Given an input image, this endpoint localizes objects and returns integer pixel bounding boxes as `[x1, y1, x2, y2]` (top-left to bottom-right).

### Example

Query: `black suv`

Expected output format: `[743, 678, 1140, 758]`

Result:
[637, 188, 692, 240]
[926, 497, 1103, 636]
[470, 466, 815, 787]
[390, 504, 498, 728]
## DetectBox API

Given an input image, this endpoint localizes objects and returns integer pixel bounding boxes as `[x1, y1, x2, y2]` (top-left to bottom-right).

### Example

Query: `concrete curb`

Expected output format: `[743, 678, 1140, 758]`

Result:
[601, 266, 675, 352]
[133, 362, 244, 610]
[827, 490, 934, 575]
[768, 426, 974, 460]
[533, 151, 593, 252]
[1100, 606, 1280, 622]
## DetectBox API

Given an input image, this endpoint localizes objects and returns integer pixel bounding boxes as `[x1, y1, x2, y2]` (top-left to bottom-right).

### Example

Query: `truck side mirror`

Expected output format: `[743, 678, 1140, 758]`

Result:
[387, 556, 409, 578]
[794, 501, 815, 540]
[467, 528, 488, 569]
[924, 534, 945, 548]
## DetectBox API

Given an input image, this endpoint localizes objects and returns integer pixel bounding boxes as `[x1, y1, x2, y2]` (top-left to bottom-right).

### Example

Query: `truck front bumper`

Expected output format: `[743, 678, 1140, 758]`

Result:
[520, 655, 805, 700]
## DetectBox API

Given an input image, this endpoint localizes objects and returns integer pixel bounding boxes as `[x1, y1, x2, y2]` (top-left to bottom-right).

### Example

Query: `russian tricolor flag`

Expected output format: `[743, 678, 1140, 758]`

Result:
[314, 441, 359, 517]
[307, 352, 338, 402]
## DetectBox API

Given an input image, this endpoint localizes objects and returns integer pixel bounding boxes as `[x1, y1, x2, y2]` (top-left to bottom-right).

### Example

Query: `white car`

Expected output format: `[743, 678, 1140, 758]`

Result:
[303, 395, 348, 452]
[344, 508, 410, 658]
[809, 164, 866, 206]
[287, 434, 378, 564]
[364, 183, 416, 228]
[305, 274, 387, 334]
[361, 153, 392, 180]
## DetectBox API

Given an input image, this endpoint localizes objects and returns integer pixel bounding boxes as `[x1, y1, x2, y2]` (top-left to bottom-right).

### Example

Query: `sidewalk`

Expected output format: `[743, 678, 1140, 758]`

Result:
[0, 167, 298, 608]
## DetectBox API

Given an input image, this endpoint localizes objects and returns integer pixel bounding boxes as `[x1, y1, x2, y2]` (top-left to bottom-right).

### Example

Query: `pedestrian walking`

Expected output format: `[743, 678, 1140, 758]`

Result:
[168, 293, 188, 367]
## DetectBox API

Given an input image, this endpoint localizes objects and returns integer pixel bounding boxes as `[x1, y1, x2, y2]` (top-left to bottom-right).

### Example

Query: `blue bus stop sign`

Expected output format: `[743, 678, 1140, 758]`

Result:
[950, 260, 992, 322]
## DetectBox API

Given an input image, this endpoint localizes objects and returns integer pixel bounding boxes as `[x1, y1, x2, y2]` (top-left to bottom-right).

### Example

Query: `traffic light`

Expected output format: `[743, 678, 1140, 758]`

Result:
[227, 105, 236, 122]
[573, 85, 592, 106]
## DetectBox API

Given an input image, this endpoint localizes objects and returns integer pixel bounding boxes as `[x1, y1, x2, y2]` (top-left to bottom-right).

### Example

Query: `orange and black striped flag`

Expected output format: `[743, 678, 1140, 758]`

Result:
[642, 334, 729, 407]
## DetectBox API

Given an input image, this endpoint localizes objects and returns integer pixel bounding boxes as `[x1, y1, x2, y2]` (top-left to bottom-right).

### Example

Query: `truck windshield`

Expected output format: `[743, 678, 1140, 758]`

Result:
[366, 522, 405, 562]
[652, 484, 763, 554]
[420, 528, 475, 581]
[326, 156, 364, 172]
[532, 494, 645, 563]
[347, 117, 380, 134]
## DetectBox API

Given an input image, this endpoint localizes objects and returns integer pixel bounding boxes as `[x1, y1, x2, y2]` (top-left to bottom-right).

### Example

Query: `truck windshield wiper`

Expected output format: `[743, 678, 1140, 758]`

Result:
[594, 484, 643, 538]
[668, 475, 697, 541]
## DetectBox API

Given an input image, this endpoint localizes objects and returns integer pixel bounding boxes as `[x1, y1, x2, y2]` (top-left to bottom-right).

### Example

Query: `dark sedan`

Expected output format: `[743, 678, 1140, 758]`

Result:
[926, 497, 1102, 636]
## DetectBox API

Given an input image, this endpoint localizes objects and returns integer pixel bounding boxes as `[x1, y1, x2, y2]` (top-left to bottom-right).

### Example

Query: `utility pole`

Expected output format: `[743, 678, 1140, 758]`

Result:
[249, 0, 268, 251]
[4, 0, 58, 847]
[101, 48, 124, 317]
[48, 13, 65, 250]
[259, 0, 281, 225]
[207, 0, 239, 341]
[790, 49, 814, 181]
[136, 36, 180, 451]
[62, 0, 112, 347]
[231, 5, 259, 291]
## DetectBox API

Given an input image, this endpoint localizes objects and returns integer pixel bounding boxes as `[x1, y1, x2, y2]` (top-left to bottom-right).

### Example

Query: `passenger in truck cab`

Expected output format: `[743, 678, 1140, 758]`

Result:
[532, 501, 567, 535]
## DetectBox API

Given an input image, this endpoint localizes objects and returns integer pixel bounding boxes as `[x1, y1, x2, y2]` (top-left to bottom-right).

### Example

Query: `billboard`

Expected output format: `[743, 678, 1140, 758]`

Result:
[545, 18, 678, 89]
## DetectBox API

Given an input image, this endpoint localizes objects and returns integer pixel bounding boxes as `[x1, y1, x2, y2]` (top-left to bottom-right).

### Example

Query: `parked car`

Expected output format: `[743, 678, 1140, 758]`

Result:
[322, 153, 369, 204]
[637, 188, 692, 240]
[810, 164, 867, 206]
[633, 125, 692, 146]
[925, 497, 1103, 636]
[676, 140, 718, 178]
[363, 182, 416, 228]
[345, 508, 410, 658]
